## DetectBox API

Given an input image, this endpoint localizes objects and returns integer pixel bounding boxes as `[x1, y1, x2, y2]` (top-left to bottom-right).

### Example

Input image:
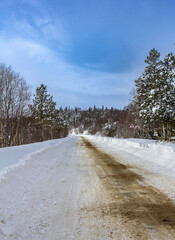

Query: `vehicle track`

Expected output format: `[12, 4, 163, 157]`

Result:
[80, 137, 175, 240]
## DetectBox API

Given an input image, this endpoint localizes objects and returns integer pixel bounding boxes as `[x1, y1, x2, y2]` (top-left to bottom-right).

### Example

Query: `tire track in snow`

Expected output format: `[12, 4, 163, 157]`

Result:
[81, 137, 175, 240]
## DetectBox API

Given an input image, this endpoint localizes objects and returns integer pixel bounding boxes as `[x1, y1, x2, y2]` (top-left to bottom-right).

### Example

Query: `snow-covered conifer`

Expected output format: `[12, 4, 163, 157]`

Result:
[134, 49, 175, 140]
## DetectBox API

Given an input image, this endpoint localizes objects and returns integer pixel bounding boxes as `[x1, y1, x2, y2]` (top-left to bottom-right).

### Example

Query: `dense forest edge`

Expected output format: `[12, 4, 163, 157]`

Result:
[0, 48, 175, 148]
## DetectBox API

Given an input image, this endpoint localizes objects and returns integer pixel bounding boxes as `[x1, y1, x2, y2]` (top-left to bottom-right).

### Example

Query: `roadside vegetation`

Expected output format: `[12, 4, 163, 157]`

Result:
[0, 48, 175, 147]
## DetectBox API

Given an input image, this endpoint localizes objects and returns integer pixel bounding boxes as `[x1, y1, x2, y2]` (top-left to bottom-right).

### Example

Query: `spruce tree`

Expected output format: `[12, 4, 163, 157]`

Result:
[134, 49, 175, 140]
[134, 48, 162, 138]
[160, 53, 175, 139]
[30, 84, 57, 141]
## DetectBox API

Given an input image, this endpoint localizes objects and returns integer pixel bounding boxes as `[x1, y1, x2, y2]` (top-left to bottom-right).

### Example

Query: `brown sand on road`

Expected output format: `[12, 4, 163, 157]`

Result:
[79, 137, 175, 240]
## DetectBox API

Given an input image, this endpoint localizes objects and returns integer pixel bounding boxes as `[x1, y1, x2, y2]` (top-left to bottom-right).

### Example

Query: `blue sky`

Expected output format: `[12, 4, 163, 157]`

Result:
[0, 0, 175, 109]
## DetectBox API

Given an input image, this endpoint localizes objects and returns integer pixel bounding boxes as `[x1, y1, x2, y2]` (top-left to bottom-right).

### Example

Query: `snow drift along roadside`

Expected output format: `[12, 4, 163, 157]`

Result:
[0, 137, 69, 181]
[84, 135, 175, 174]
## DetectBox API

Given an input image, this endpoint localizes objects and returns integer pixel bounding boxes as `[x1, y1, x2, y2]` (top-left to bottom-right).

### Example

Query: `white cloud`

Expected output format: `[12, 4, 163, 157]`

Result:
[0, 34, 135, 108]
[0, 0, 137, 108]
[34, 16, 51, 27]
[34, 16, 68, 45]
[0, 37, 56, 64]
[12, 19, 39, 40]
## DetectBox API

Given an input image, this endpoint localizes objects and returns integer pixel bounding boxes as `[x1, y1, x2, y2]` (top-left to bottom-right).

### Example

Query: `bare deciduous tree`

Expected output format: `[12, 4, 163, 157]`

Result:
[0, 64, 31, 147]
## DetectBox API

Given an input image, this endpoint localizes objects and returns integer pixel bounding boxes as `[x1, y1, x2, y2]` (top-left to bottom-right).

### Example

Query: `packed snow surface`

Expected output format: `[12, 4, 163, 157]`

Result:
[0, 135, 175, 239]
[1, 135, 175, 177]
[0, 136, 82, 239]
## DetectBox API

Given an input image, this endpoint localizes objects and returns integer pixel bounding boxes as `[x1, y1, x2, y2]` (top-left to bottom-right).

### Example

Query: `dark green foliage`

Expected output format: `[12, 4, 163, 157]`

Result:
[134, 49, 175, 140]
[29, 84, 68, 142]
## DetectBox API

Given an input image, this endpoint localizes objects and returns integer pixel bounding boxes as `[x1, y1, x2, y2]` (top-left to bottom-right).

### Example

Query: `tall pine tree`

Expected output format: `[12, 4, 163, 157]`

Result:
[134, 49, 175, 140]
[134, 49, 162, 138]
[30, 84, 57, 141]
[160, 53, 175, 139]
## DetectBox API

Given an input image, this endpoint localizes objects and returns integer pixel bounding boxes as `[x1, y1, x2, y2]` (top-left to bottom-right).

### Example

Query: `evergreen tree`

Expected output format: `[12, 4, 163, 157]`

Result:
[160, 53, 175, 139]
[30, 84, 57, 141]
[57, 107, 68, 129]
[134, 49, 175, 140]
[134, 48, 162, 137]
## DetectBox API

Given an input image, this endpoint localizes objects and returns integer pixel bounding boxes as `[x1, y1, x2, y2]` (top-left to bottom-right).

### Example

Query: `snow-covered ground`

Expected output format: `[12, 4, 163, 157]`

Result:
[0, 135, 175, 239]
[0, 139, 63, 176]
[1, 135, 175, 184]
[84, 135, 175, 174]
[0, 136, 83, 239]
[84, 135, 175, 200]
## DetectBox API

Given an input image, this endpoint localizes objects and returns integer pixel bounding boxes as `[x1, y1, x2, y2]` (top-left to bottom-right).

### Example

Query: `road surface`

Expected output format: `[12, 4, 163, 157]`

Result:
[0, 136, 175, 239]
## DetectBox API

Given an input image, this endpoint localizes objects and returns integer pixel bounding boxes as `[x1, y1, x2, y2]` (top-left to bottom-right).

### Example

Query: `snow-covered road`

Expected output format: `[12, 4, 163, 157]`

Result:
[0, 136, 83, 240]
[0, 135, 175, 239]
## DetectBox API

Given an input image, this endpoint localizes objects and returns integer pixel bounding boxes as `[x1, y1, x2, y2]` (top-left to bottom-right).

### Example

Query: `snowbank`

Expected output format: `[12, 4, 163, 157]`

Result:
[1, 135, 175, 177]
[0, 136, 81, 240]
[85, 135, 175, 174]
[0, 137, 69, 180]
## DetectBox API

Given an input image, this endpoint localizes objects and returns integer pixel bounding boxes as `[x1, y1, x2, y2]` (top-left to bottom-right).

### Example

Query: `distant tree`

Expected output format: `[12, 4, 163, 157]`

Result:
[101, 105, 104, 113]
[75, 107, 78, 115]
[88, 107, 92, 112]
[94, 105, 97, 110]
[58, 107, 68, 129]
[105, 118, 117, 137]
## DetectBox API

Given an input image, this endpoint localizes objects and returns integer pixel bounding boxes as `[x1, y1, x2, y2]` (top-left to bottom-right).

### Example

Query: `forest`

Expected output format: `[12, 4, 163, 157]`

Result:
[0, 48, 175, 148]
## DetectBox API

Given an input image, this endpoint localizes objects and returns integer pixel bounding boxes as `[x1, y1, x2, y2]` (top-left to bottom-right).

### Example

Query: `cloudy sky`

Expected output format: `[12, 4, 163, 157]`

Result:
[0, 0, 175, 109]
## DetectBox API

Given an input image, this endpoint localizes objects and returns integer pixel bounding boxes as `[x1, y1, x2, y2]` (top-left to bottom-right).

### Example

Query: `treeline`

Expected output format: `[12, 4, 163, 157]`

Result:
[64, 48, 175, 141]
[0, 62, 134, 148]
[0, 47, 175, 147]
[65, 48, 175, 141]
[63, 106, 134, 138]
[0, 64, 68, 148]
